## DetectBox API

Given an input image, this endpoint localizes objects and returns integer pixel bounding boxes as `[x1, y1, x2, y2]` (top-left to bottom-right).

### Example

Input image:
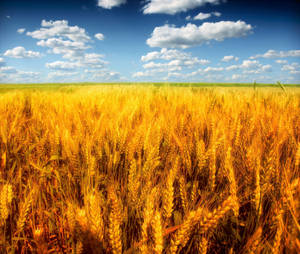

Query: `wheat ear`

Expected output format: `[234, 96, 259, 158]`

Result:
[152, 211, 163, 254]
[16, 190, 34, 233]
[225, 147, 239, 217]
[108, 187, 122, 254]
[197, 195, 237, 235]
[0, 184, 13, 222]
[179, 176, 188, 213]
[198, 237, 208, 254]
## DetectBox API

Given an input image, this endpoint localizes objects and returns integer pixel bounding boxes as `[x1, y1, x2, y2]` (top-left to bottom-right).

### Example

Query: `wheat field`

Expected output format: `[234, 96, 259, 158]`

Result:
[0, 85, 299, 253]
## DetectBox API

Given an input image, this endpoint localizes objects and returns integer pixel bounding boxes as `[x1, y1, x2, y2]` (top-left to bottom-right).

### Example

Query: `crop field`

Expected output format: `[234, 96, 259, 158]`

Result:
[0, 84, 299, 253]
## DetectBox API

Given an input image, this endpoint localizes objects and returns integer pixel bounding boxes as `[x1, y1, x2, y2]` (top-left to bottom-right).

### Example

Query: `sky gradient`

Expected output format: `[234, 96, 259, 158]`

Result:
[0, 0, 299, 83]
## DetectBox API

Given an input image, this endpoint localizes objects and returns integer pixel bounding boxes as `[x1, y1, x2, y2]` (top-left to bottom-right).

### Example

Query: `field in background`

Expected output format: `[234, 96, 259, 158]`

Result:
[0, 85, 299, 253]
[0, 82, 299, 93]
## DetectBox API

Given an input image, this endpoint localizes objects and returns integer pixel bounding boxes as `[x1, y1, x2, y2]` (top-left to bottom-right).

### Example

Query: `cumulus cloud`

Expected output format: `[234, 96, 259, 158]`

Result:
[27, 20, 91, 43]
[143, 0, 223, 15]
[37, 38, 88, 59]
[226, 65, 239, 71]
[141, 48, 209, 65]
[17, 28, 26, 34]
[95, 33, 105, 40]
[97, 0, 126, 9]
[23, 19, 119, 82]
[46, 54, 107, 71]
[240, 60, 260, 69]
[261, 64, 272, 72]
[147, 21, 252, 48]
[212, 12, 221, 17]
[27, 20, 106, 63]
[222, 55, 239, 62]
[132, 71, 149, 78]
[225, 60, 272, 74]
[0, 66, 17, 74]
[0, 58, 5, 67]
[281, 62, 300, 74]
[194, 12, 221, 20]
[194, 13, 211, 20]
[46, 61, 81, 71]
[203, 66, 224, 72]
[231, 74, 243, 80]
[85, 69, 122, 81]
[0, 66, 40, 83]
[250, 49, 300, 59]
[48, 71, 79, 79]
[275, 60, 288, 64]
[134, 48, 210, 80]
[4, 46, 42, 58]
[82, 53, 108, 68]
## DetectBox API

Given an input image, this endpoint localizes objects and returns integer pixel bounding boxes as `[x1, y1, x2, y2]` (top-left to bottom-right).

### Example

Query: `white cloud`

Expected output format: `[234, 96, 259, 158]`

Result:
[28, 20, 107, 63]
[0, 66, 17, 74]
[203, 66, 224, 72]
[0, 66, 40, 83]
[17, 28, 26, 34]
[4, 46, 42, 58]
[95, 33, 105, 40]
[250, 49, 300, 59]
[226, 65, 239, 71]
[17, 71, 40, 78]
[143, 0, 222, 15]
[48, 71, 79, 78]
[222, 55, 239, 62]
[137, 48, 210, 79]
[141, 48, 209, 64]
[46, 61, 81, 71]
[97, 0, 126, 9]
[186, 15, 191, 21]
[231, 74, 243, 80]
[194, 13, 211, 20]
[281, 63, 300, 74]
[142, 48, 187, 62]
[212, 12, 221, 17]
[240, 60, 260, 69]
[261, 64, 272, 72]
[27, 20, 91, 43]
[225, 60, 272, 74]
[194, 12, 221, 20]
[147, 21, 252, 48]
[46, 54, 107, 71]
[275, 60, 288, 64]
[2, 20, 119, 83]
[135, 48, 211, 80]
[87, 69, 121, 81]
[37, 38, 88, 59]
[133, 71, 150, 78]
[82, 53, 108, 68]
[0, 58, 5, 67]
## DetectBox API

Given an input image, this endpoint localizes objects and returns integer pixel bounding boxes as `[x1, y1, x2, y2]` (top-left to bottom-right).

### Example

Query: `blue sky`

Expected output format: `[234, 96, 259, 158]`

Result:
[0, 0, 299, 83]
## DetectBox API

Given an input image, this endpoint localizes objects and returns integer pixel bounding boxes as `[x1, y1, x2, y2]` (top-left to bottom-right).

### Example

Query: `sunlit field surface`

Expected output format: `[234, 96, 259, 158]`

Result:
[0, 84, 299, 253]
